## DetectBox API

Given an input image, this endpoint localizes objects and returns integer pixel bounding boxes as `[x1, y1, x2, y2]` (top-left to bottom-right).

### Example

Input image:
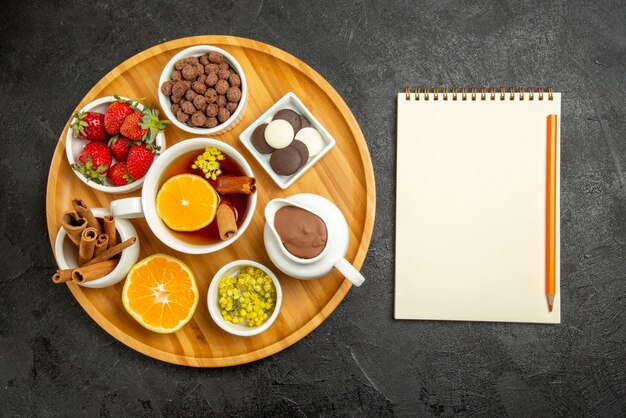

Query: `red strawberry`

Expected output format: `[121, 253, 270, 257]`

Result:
[107, 162, 133, 186]
[119, 105, 168, 143]
[119, 111, 146, 141]
[71, 141, 112, 184]
[71, 111, 109, 141]
[126, 144, 155, 180]
[108, 135, 132, 162]
[104, 96, 137, 135]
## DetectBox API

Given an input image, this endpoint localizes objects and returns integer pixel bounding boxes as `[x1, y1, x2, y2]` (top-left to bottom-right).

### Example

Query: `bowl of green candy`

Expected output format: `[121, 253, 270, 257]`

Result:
[207, 260, 282, 337]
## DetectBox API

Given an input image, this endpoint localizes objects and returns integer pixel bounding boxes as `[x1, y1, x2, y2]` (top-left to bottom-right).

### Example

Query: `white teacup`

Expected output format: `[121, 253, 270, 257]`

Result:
[110, 138, 257, 254]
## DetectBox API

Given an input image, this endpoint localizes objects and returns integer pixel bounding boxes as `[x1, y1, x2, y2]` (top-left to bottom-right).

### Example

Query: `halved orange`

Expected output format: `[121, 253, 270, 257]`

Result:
[156, 173, 218, 231]
[122, 254, 199, 334]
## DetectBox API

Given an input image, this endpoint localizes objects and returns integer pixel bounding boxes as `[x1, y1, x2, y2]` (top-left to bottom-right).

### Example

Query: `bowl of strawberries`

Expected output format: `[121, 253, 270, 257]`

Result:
[66, 95, 168, 193]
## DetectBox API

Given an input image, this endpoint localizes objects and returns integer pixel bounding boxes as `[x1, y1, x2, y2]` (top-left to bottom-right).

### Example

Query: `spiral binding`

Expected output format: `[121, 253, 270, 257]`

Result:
[404, 86, 553, 101]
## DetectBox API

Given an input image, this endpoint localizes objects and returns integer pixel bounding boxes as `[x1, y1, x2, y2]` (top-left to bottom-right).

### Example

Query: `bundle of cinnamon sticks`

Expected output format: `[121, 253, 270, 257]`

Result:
[52, 198, 137, 284]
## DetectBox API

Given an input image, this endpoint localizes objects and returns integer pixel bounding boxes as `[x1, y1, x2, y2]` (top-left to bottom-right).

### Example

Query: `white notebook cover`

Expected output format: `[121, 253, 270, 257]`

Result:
[395, 91, 561, 323]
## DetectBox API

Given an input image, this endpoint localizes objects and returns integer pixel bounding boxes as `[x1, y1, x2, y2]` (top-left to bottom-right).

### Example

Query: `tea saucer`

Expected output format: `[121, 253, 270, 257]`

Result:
[263, 193, 348, 279]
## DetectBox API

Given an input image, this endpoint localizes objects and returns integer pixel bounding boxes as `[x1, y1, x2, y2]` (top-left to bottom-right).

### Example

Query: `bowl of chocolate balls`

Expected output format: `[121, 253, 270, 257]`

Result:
[158, 45, 248, 135]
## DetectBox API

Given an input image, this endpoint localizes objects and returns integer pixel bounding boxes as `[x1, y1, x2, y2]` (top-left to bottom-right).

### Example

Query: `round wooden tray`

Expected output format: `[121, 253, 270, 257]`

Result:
[46, 36, 375, 367]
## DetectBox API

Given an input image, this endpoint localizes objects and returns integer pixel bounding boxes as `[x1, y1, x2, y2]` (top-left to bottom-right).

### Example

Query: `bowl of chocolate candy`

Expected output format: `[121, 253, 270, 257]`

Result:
[158, 45, 248, 135]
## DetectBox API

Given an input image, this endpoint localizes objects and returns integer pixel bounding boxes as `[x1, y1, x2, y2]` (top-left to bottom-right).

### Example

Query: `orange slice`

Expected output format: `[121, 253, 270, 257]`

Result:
[156, 173, 218, 231]
[122, 254, 199, 334]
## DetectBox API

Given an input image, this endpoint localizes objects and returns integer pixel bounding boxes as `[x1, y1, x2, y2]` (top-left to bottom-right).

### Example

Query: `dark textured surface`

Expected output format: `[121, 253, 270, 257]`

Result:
[1, 0, 625, 416]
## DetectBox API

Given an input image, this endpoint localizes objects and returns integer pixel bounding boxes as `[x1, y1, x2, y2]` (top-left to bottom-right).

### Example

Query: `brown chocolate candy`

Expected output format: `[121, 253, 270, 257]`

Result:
[270, 146, 303, 176]
[274, 109, 302, 132]
[185, 89, 197, 101]
[199, 53, 210, 66]
[290, 140, 309, 167]
[299, 114, 311, 129]
[228, 73, 241, 87]
[171, 70, 182, 81]
[192, 81, 207, 94]
[182, 65, 196, 81]
[217, 107, 231, 123]
[204, 63, 219, 74]
[251, 124, 274, 154]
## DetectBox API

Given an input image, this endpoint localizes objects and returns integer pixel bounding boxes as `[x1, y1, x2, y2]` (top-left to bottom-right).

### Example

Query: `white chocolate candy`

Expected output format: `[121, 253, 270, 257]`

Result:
[264, 119, 294, 149]
[295, 127, 324, 156]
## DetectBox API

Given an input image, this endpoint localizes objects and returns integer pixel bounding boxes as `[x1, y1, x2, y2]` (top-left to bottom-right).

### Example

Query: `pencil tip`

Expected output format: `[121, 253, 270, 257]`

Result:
[548, 304, 553, 312]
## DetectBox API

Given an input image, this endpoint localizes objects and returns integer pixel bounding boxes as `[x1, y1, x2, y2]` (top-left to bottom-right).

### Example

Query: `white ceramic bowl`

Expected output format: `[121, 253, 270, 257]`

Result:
[66, 96, 167, 194]
[158, 45, 248, 135]
[207, 260, 282, 337]
[239, 92, 336, 189]
[110, 138, 257, 255]
[54, 208, 140, 288]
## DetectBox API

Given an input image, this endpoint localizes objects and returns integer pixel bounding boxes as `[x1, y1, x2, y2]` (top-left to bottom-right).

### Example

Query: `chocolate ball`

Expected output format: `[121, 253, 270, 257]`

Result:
[204, 88, 217, 104]
[171, 94, 183, 104]
[176, 110, 189, 123]
[205, 72, 218, 87]
[219, 62, 229, 71]
[187, 56, 199, 65]
[161, 80, 174, 95]
[206, 103, 218, 117]
[199, 53, 210, 65]
[228, 73, 241, 88]
[206, 117, 218, 128]
[181, 100, 195, 115]
[226, 87, 241, 102]
[216, 95, 227, 108]
[181, 80, 192, 90]
[193, 95, 207, 111]
[171, 70, 182, 81]
[215, 79, 229, 95]
[182, 65, 196, 81]
[194, 63, 205, 77]
[170, 103, 180, 114]
[204, 63, 219, 74]
[197, 73, 206, 84]
[191, 111, 206, 127]
[217, 107, 231, 123]
[225, 101, 238, 113]
[218, 68, 231, 80]
[185, 89, 197, 101]
[174, 58, 189, 71]
[208, 51, 223, 64]
[192, 81, 207, 94]
[171, 81, 188, 97]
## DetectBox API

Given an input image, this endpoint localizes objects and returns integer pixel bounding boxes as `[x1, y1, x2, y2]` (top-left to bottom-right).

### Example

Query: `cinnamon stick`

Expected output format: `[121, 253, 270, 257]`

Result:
[71, 259, 118, 284]
[52, 269, 73, 283]
[216, 197, 238, 240]
[213, 176, 256, 195]
[82, 237, 137, 266]
[78, 227, 97, 266]
[102, 215, 117, 248]
[72, 198, 102, 235]
[94, 234, 109, 257]
[61, 211, 88, 246]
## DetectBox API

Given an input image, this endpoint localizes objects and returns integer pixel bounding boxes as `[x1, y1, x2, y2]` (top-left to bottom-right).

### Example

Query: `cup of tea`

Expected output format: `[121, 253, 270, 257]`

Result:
[264, 195, 365, 286]
[110, 138, 257, 254]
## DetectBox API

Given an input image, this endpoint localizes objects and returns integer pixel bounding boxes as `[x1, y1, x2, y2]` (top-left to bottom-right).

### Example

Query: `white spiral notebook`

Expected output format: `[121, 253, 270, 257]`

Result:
[395, 87, 561, 323]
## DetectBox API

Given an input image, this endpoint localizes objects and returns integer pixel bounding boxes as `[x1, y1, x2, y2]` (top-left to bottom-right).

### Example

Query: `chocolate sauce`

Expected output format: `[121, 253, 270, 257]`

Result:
[274, 206, 327, 259]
